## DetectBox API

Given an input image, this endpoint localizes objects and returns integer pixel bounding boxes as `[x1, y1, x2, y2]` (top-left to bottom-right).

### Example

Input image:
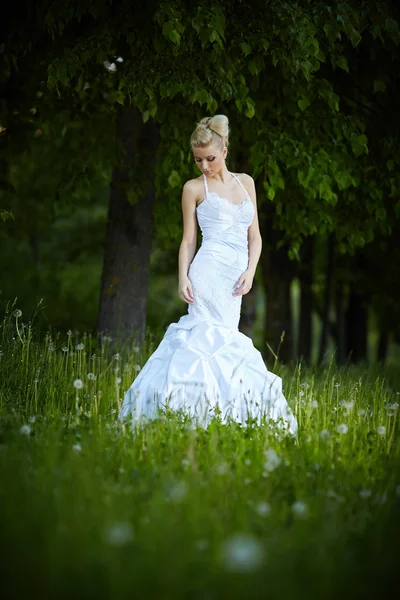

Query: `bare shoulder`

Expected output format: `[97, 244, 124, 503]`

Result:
[236, 173, 255, 198]
[182, 176, 203, 205]
[237, 172, 255, 186]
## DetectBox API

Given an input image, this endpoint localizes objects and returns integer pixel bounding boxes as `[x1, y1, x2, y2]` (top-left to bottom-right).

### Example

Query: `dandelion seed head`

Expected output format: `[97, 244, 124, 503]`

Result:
[116, 377, 122, 385]
[310, 400, 319, 409]
[214, 462, 229, 475]
[255, 502, 271, 517]
[76, 343, 84, 351]
[337, 423, 348, 434]
[264, 448, 281, 472]
[104, 522, 133, 546]
[165, 479, 188, 503]
[359, 489, 372, 499]
[377, 425, 386, 436]
[28, 415, 36, 423]
[319, 429, 330, 440]
[195, 539, 209, 551]
[72, 443, 82, 453]
[73, 379, 84, 389]
[292, 501, 308, 517]
[20, 424, 31, 436]
[220, 534, 265, 572]
[133, 364, 141, 372]
[87, 373, 96, 381]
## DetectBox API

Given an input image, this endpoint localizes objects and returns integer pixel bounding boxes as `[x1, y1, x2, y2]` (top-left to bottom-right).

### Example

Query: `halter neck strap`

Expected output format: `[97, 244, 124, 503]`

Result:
[203, 173, 209, 196]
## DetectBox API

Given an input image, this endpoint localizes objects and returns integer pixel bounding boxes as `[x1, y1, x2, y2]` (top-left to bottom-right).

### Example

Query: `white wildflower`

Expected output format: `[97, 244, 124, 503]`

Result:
[310, 400, 319, 409]
[377, 425, 386, 436]
[73, 379, 84, 389]
[337, 423, 348, 434]
[166, 480, 187, 503]
[359, 489, 372, 499]
[221, 534, 265, 572]
[20, 424, 31, 436]
[116, 56, 124, 63]
[195, 539, 209, 551]
[28, 415, 36, 424]
[104, 522, 133, 546]
[116, 377, 122, 385]
[292, 501, 308, 517]
[133, 364, 141, 372]
[87, 373, 96, 381]
[343, 401, 354, 411]
[13, 309, 22, 317]
[72, 443, 82, 453]
[319, 429, 330, 440]
[61, 346, 69, 352]
[264, 448, 281, 472]
[358, 409, 366, 417]
[215, 462, 229, 475]
[255, 502, 271, 517]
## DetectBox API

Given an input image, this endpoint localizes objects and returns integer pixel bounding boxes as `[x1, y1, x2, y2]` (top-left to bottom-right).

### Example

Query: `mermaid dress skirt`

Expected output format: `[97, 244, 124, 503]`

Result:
[119, 172, 298, 435]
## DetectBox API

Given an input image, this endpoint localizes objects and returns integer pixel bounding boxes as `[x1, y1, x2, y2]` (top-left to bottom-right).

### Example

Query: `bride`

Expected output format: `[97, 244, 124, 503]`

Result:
[119, 114, 298, 436]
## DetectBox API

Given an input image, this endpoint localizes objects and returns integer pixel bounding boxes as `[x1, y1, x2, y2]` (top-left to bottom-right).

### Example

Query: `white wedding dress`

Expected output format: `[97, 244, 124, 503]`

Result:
[119, 172, 298, 435]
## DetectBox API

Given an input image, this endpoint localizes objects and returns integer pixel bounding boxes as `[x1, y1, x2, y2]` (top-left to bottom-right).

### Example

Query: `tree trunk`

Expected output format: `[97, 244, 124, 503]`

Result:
[377, 331, 389, 363]
[298, 236, 314, 363]
[346, 289, 368, 363]
[318, 234, 335, 364]
[239, 283, 258, 337]
[261, 244, 294, 363]
[96, 102, 159, 349]
[335, 280, 346, 365]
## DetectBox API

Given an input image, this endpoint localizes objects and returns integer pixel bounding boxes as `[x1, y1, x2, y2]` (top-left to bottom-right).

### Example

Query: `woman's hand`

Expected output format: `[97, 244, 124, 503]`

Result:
[233, 270, 254, 296]
[179, 275, 194, 304]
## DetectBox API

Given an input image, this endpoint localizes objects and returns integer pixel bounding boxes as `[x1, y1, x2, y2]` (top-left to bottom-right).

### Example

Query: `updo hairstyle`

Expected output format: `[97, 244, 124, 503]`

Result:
[190, 115, 230, 158]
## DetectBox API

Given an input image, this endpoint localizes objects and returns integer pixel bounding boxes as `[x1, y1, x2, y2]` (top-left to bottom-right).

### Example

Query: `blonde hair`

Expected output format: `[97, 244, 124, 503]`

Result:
[190, 114, 230, 155]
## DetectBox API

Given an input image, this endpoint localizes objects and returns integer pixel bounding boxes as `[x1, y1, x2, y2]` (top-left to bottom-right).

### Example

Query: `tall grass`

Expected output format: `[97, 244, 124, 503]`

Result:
[1, 301, 400, 599]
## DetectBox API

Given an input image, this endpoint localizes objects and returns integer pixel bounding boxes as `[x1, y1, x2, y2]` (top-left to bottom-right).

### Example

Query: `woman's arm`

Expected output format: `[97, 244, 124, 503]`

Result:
[234, 174, 262, 296]
[178, 181, 198, 303]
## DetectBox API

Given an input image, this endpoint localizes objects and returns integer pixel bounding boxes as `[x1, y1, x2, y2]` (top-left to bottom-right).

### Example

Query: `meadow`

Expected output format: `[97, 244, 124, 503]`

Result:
[1, 302, 400, 599]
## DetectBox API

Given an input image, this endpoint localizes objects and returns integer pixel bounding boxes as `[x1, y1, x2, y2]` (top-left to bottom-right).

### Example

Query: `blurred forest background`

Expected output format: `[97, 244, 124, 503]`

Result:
[1, 0, 400, 365]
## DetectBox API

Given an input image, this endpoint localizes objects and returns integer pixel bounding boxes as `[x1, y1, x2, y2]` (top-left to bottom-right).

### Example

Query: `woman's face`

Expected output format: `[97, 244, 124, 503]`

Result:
[192, 144, 226, 176]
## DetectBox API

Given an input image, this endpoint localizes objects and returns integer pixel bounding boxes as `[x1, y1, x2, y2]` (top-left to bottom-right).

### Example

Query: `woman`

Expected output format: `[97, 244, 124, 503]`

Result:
[119, 114, 298, 435]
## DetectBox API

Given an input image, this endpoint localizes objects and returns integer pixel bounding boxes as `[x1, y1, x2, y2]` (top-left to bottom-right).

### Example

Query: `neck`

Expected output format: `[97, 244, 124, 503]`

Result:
[205, 167, 231, 184]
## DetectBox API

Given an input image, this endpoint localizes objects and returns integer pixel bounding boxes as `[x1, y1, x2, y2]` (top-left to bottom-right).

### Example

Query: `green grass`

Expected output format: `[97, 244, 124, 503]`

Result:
[1, 302, 400, 599]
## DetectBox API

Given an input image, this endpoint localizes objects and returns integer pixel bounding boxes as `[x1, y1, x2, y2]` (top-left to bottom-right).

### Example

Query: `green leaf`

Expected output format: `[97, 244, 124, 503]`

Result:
[336, 55, 349, 72]
[244, 98, 255, 118]
[162, 21, 181, 46]
[240, 42, 252, 57]
[297, 97, 310, 111]
[168, 170, 181, 188]
[373, 79, 386, 93]
[351, 134, 368, 157]
[323, 23, 340, 43]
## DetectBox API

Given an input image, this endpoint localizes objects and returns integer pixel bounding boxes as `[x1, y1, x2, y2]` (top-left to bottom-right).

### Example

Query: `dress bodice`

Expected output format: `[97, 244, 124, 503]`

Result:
[196, 173, 255, 254]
